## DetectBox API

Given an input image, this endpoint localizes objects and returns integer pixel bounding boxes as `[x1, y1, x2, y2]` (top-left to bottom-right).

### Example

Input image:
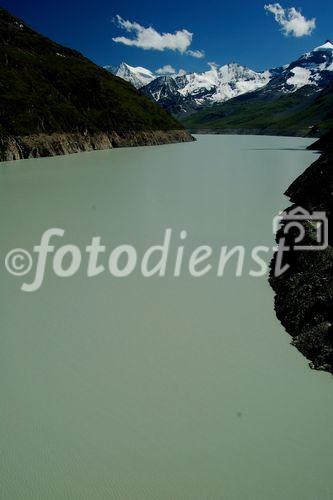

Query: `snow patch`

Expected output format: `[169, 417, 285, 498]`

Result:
[178, 63, 270, 102]
[115, 63, 155, 88]
[286, 67, 312, 89]
[314, 41, 333, 51]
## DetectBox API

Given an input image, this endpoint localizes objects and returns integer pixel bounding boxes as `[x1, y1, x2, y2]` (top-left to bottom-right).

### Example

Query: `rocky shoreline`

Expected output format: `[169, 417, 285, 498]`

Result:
[269, 132, 333, 375]
[0, 130, 194, 162]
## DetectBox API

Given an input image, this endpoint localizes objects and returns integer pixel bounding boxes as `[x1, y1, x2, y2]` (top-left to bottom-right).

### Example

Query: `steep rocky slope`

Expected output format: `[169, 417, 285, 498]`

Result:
[0, 8, 192, 162]
[270, 134, 333, 374]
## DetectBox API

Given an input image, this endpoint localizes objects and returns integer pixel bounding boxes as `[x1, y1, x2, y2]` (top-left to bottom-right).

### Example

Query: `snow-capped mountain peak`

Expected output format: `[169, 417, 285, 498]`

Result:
[104, 62, 155, 89]
[140, 62, 273, 115]
[277, 41, 333, 92]
[176, 63, 271, 103]
[314, 40, 333, 52]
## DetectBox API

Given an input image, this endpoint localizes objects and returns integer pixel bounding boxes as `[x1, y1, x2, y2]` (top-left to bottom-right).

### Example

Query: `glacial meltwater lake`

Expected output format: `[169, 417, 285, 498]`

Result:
[0, 135, 332, 499]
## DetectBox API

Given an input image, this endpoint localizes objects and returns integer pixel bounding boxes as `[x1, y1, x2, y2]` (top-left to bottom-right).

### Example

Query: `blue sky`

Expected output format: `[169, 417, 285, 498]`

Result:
[3, 0, 332, 72]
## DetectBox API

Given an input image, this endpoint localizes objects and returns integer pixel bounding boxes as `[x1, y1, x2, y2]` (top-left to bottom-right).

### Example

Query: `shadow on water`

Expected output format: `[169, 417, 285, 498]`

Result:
[243, 148, 317, 152]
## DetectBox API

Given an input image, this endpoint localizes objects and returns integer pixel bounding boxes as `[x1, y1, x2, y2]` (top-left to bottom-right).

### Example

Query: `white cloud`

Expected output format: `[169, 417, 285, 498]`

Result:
[156, 65, 176, 75]
[264, 3, 316, 37]
[112, 15, 193, 53]
[187, 49, 205, 59]
[155, 66, 188, 77]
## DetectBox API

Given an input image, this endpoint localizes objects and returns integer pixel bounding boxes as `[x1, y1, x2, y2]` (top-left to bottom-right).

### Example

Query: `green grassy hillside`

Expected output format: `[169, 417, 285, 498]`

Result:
[182, 84, 333, 136]
[0, 7, 185, 138]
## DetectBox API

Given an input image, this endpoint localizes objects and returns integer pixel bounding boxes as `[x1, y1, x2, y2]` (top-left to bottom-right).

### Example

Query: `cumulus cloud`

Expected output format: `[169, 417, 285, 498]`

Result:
[264, 3, 316, 37]
[156, 65, 176, 75]
[187, 49, 205, 59]
[155, 66, 188, 77]
[112, 15, 193, 53]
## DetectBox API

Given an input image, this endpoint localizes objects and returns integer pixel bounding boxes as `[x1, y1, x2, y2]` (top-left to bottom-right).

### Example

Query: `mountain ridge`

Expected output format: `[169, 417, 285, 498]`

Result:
[181, 42, 333, 136]
[107, 61, 278, 115]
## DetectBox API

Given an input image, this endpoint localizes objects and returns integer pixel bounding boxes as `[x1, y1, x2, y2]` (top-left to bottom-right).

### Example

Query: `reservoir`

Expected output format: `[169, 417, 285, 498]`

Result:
[0, 135, 332, 499]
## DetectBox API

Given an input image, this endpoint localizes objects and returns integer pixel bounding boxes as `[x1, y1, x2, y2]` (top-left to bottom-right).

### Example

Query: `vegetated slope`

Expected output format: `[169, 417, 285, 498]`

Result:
[181, 83, 333, 136]
[0, 7, 192, 161]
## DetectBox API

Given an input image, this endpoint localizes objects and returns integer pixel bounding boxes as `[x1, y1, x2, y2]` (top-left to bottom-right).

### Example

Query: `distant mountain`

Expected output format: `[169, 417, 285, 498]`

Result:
[148, 63, 271, 108]
[106, 61, 282, 115]
[141, 76, 198, 115]
[182, 42, 333, 136]
[105, 62, 156, 89]
[0, 8, 192, 161]
[259, 40, 333, 96]
[141, 63, 276, 115]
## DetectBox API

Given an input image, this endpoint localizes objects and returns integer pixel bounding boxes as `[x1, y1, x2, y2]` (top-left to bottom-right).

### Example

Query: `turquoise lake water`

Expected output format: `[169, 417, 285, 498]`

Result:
[0, 135, 332, 499]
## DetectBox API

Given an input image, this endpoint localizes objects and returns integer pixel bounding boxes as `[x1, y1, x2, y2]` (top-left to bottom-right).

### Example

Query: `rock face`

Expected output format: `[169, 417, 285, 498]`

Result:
[141, 76, 199, 116]
[308, 129, 333, 153]
[0, 8, 193, 162]
[269, 138, 333, 374]
[0, 130, 194, 162]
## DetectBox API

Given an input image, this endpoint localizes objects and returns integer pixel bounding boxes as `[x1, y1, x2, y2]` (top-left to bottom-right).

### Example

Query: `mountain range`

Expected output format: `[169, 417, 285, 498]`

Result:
[182, 41, 333, 136]
[108, 41, 333, 135]
[107, 62, 280, 115]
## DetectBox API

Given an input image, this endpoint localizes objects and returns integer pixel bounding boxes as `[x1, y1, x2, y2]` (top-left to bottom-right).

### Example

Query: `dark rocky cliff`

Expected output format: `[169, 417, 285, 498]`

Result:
[270, 136, 333, 374]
